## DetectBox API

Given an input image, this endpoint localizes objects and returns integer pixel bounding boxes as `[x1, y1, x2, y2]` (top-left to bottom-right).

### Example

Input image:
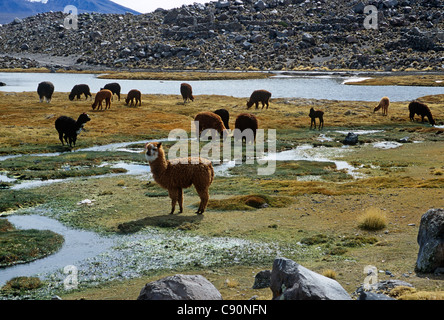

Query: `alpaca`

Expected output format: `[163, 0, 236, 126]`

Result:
[100, 82, 121, 101]
[213, 108, 230, 129]
[125, 89, 142, 106]
[69, 84, 92, 101]
[234, 113, 258, 143]
[374, 96, 389, 116]
[180, 83, 194, 103]
[309, 107, 324, 130]
[408, 101, 435, 125]
[144, 142, 214, 215]
[55, 113, 91, 147]
[92, 89, 112, 110]
[194, 111, 228, 139]
[246, 90, 272, 109]
[37, 81, 54, 103]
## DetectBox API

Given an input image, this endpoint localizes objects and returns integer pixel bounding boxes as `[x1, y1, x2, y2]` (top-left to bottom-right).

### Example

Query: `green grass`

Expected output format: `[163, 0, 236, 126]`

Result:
[0, 190, 46, 213]
[0, 222, 64, 267]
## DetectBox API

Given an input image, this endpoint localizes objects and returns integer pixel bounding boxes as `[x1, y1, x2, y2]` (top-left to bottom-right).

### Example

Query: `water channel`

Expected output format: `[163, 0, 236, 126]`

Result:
[0, 72, 443, 101]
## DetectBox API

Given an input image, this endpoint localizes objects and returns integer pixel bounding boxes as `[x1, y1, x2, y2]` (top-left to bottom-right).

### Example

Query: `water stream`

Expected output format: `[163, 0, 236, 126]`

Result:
[1, 72, 442, 101]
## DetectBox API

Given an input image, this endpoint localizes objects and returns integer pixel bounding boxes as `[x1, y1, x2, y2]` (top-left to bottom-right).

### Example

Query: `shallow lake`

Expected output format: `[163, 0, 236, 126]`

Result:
[0, 72, 442, 101]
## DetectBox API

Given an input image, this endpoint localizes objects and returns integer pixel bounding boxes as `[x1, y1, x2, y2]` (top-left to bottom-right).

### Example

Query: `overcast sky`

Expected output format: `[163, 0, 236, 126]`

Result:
[111, 0, 211, 13]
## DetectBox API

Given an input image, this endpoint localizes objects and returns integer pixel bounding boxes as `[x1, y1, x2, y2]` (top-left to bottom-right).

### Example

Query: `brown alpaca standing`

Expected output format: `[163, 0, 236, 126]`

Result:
[309, 107, 324, 130]
[374, 96, 389, 116]
[144, 142, 214, 215]
[92, 89, 112, 110]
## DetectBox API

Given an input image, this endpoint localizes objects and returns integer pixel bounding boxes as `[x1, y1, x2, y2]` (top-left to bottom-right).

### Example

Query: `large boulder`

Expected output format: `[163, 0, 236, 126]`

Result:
[270, 258, 352, 300]
[416, 208, 444, 273]
[137, 274, 223, 300]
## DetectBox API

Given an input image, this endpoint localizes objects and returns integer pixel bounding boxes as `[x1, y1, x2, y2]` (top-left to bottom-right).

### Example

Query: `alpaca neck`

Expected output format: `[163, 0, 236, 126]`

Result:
[150, 151, 168, 179]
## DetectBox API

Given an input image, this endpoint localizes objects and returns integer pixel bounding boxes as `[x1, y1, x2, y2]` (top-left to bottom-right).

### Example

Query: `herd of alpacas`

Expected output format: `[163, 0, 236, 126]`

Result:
[37, 81, 437, 215]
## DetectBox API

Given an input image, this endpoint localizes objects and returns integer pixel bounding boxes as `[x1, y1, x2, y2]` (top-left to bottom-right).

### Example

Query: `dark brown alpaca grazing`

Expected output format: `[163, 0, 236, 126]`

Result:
[408, 101, 435, 125]
[69, 84, 92, 101]
[125, 89, 141, 106]
[144, 142, 214, 215]
[180, 83, 194, 103]
[309, 107, 324, 130]
[234, 113, 258, 143]
[246, 90, 271, 109]
[194, 111, 228, 138]
[374, 96, 389, 116]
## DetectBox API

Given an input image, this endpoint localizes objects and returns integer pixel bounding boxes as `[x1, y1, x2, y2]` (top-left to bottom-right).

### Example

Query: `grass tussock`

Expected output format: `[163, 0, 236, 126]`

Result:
[358, 208, 387, 231]
[1, 276, 43, 294]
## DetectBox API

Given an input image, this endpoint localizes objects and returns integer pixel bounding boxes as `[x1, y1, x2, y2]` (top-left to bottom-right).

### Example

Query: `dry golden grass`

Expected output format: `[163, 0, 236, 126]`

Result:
[97, 71, 272, 80]
[358, 207, 388, 231]
[347, 74, 444, 87]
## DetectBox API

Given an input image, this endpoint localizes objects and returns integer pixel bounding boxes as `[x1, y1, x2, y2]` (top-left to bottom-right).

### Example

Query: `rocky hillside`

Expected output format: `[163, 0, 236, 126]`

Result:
[0, 0, 442, 72]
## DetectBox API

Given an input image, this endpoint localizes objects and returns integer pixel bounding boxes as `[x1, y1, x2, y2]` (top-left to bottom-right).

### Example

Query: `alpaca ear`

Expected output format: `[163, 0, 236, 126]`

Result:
[158, 142, 162, 147]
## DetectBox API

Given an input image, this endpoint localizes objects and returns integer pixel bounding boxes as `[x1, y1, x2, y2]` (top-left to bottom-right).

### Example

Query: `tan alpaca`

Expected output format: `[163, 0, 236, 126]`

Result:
[144, 142, 214, 215]
[374, 97, 389, 116]
[194, 111, 229, 138]
[92, 89, 112, 110]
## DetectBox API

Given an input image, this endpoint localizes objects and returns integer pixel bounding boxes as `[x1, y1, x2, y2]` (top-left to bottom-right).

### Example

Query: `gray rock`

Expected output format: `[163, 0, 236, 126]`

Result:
[416, 208, 444, 273]
[343, 132, 359, 145]
[270, 257, 352, 300]
[137, 274, 222, 300]
[253, 270, 271, 289]
[358, 291, 396, 300]
[353, 2, 366, 14]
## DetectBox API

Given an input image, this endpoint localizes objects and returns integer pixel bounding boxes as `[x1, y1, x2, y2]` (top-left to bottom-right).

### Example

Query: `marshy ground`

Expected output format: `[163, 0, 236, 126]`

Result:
[0, 88, 443, 300]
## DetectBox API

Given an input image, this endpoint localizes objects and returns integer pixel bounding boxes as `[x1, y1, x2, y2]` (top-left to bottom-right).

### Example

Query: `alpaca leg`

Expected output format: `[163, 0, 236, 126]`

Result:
[195, 188, 209, 214]
[168, 189, 178, 214]
[178, 188, 184, 213]
[58, 132, 64, 145]
[319, 117, 324, 130]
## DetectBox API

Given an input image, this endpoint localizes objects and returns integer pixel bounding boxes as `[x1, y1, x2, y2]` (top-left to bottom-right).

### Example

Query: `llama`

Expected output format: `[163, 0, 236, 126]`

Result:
[408, 101, 435, 125]
[194, 111, 228, 139]
[309, 107, 324, 130]
[37, 81, 54, 103]
[373, 96, 389, 116]
[69, 84, 92, 101]
[144, 142, 214, 215]
[213, 108, 230, 129]
[100, 82, 121, 101]
[55, 113, 91, 147]
[125, 89, 141, 107]
[92, 89, 112, 110]
[234, 113, 258, 143]
[180, 83, 194, 103]
[246, 90, 271, 109]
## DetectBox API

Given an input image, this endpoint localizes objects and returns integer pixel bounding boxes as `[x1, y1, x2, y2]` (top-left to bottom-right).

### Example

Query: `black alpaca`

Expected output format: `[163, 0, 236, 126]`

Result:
[309, 107, 324, 130]
[100, 82, 121, 101]
[55, 113, 91, 147]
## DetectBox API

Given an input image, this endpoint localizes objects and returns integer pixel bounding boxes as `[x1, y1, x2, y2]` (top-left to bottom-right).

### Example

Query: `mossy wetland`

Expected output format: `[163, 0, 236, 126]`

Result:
[0, 84, 443, 300]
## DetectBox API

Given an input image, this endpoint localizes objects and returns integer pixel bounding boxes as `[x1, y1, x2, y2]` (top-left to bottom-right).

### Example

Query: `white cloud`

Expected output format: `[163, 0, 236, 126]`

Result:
[111, 0, 210, 13]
